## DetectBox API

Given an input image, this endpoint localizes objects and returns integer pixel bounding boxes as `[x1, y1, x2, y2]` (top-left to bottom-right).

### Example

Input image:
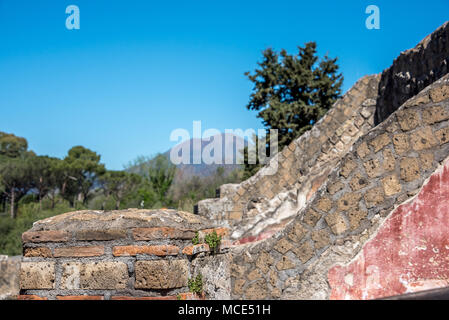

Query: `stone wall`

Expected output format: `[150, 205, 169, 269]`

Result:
[18, 209, 231, 300]
[375, 21, 449, 124]
[329, 156, 449, 299]
[0, 255, 20, 300]
[229, 74, 449, 299]
[198, 74, 380, 242]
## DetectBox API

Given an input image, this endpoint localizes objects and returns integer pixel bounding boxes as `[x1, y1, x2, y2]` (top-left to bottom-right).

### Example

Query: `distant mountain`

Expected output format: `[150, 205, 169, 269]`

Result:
[165, 133, 248, 179]
[127, 133, 249, 182]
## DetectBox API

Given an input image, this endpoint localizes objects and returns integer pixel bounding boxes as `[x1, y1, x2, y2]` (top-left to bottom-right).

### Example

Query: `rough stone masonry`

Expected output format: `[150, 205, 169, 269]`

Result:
[16, 21, 449, 300]
[18, 209, 231, 300]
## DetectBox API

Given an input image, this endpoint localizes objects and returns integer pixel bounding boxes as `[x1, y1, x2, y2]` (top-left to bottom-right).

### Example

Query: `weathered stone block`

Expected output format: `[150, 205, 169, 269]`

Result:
[325, 213, 347, 235]
[75, 229, 127, 241]
[54, 246, 104, 257]
[382, 175, 402, 196]
[315, 198, 332, 212]
[276, 256, 295, 271]
[292, 241, 314, 264]
[349, 172, 368, 191]
[61, 262, 128, 290]
[22, 231, 69, 243]
[255, 251, 274, 274]
[303, 209, 321, 227]
[369, 133, 391, 152]
[429, 85, 449, 102]
[410, 127, 437, 151]
[328, 181, 344, 195]
[340, 158, 357, 178]
[244, 280, 267, 300]
[135, 260, 188, 289]
[364, 187, 385, 208]
[274, 238, 293, 254]
[393, 133, 410, 154]
[420, 153, 434, 170]
[382, 149, 396, 172]
[247, 269, 262, 281]
[23, 247, 52, 258]
[311, 229, 331, 249]
[182, 244, 209, 256]
[436, 127, 449, 144]
[114, 245, 180, 257]
[396, 109, 420, 131]
[337, 193, 361, 212]
[348, 209, 368, 230]
[363, 158, 382, 178]
[132, 227, 194, 240]
[357, 142, 370, 159]
[20, 262, 55, 289]
[400, 158, 421, 182]
[287, 222, 307, 243]
[422, 106, 449, 124]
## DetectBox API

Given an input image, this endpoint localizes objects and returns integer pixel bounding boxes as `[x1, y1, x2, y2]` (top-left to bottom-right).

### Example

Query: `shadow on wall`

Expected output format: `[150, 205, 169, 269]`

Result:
[375, 21, 449, 125]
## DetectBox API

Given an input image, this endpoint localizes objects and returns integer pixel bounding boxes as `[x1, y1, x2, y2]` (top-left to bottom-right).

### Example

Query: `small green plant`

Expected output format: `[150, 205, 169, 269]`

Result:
[192, 231, 199, 245]
[176, 294, 182, 300]
[188, 274, 203, 294]
[204, 230, 222, 252]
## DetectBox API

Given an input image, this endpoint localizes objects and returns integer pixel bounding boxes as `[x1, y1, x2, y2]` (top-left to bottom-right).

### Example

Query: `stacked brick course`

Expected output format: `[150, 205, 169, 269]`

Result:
[18, 209, 229, 300]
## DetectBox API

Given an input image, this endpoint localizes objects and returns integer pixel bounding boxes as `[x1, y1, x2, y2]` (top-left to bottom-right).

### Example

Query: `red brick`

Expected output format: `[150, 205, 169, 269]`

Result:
[56, 296, 104, 300]
[74, 229, 127, 241]
[22, 231, 70, 243]
[132, 227, 195, 240]
[112, 245, 179, 257]
[23, 247, 52, 258]
[182, 243, 210, 255]
[17, 295, 48, 300]
[54, 246, 104, 257]
[199, 227, 229, 238]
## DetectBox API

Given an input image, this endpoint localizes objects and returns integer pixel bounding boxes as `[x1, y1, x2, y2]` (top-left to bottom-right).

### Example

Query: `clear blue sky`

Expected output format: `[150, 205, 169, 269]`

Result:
[0, 0, 448, 169]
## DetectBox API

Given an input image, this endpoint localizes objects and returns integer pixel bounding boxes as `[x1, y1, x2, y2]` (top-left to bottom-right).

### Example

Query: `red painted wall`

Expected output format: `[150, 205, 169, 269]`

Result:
[328, 160, 449, 299]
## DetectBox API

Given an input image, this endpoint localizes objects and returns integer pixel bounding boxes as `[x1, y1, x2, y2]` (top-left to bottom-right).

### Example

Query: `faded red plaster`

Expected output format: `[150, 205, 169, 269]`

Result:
[328, 159, 449, 300]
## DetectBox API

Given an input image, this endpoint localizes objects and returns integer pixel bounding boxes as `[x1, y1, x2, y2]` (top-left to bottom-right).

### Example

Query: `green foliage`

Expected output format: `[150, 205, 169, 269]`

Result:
[192, 231, 199, 245]
[169, 167, 243, 212]
[188, 274, 203, 294]
[204, 230, 221, 252]
[0, 131, 28, 158]
[61, 146, 106, 206]
[0, 200, 74, 255]
[147, 154, 176, 205]
[99, 170, 141, 209]
[245, 42, 343, 149]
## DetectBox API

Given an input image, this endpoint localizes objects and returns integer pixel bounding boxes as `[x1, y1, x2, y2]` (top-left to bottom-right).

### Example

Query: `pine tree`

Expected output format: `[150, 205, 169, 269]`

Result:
[245, 42, 343, 149]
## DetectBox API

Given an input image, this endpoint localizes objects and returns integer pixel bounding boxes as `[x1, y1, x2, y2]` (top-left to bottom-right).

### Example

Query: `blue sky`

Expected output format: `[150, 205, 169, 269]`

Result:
[0, 0, 448, 169]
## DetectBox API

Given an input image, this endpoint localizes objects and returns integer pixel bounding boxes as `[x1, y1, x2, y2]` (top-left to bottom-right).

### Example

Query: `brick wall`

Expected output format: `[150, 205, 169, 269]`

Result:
[18, 209, 231, 300]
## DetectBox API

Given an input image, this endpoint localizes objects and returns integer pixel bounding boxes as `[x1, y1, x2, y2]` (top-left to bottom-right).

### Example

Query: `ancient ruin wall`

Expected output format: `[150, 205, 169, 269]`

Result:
[0, 255, 20, 300]
[198, 75, 380, 242]
[18, 209, 231, 300]
[375, 21, 449, 124]
[328, 157, 449, 299]
[229, 74, 449, 300]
